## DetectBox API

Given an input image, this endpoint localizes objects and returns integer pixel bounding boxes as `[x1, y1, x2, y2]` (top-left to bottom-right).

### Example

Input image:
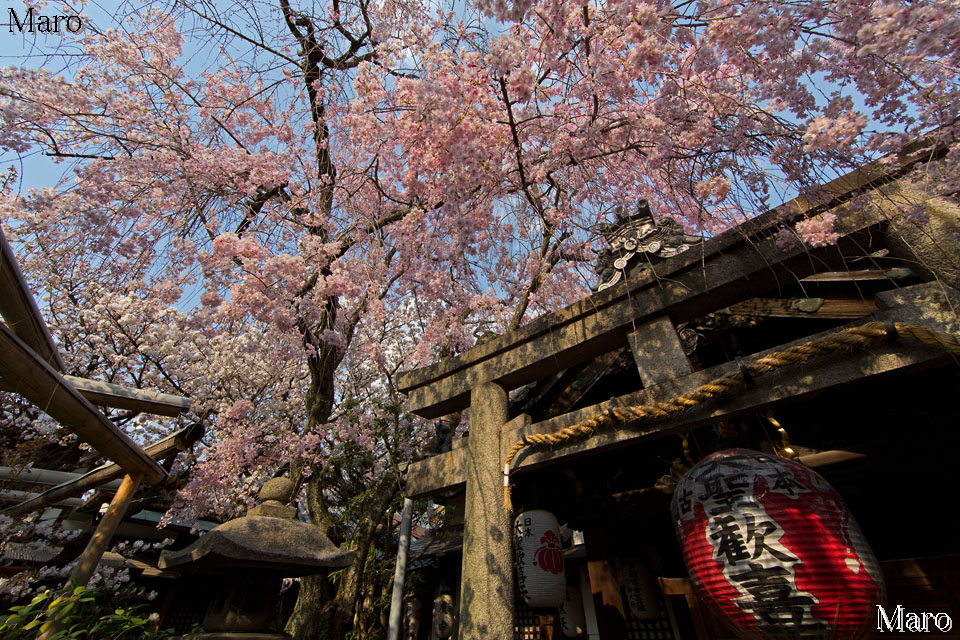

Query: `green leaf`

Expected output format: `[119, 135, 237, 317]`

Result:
[55, 601, 76, 620]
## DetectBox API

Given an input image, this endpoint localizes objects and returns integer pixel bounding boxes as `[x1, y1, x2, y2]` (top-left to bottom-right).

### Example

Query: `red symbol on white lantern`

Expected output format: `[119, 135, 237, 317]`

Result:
[534, 530, 564, 574]
[515, 509, 565, 607]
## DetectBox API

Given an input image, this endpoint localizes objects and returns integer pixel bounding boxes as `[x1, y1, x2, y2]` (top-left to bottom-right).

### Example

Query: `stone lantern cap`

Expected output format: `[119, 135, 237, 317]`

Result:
[159, 477, 354, 577]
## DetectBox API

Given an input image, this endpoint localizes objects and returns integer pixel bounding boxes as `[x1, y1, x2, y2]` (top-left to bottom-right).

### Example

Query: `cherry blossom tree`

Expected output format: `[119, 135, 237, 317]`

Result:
[1, 0, 958, 636]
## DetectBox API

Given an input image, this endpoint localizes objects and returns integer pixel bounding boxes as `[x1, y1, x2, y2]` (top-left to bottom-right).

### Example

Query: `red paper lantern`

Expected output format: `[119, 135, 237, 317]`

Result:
[514, 510, 566, 607]
[671, 448, 884, 640]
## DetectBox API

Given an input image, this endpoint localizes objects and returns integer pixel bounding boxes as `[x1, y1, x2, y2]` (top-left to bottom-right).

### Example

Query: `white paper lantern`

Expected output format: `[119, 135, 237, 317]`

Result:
[616, 557, 661, 620]
[559, 583, 586, 637]
[514, 509, 566, 607]
[432, 594, 455, 639]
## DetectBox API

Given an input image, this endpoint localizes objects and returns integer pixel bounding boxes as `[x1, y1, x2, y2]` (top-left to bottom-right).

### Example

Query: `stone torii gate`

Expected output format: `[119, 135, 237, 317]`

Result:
[396, 138, 960, 639]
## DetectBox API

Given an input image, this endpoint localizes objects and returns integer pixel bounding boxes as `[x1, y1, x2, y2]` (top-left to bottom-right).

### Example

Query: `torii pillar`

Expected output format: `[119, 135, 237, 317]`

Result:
[458, 381, 515, 639]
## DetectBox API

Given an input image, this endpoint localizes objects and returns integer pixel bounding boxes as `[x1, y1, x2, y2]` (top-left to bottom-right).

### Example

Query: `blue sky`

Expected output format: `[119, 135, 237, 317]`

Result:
[1, 1, 129, 194]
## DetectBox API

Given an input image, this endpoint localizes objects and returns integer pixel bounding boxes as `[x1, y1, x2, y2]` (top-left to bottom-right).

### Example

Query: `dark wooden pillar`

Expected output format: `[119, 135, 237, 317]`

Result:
[585, 526, 627, 640]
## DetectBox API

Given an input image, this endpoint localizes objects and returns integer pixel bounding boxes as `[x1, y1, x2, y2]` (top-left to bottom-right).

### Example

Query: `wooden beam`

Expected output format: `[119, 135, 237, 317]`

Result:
[796, 450, 866, 467]
[0, 466, 121, 488]
[402, 283, 958, 498]
[0, 227, 64, 371]
[0, 322, 166, 485]
[3, 425, 201, 517]
[63, 375, 191, 417]
[0, 374, 192, 417]
[800, 269, 915, 282]
[0, 489, 84, 509]
[727, 297, 878, 319]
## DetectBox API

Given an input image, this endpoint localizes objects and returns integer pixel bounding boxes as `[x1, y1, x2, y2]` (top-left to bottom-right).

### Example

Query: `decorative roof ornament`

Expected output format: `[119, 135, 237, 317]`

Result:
[676, 312, 762, 355]
[594, 200, 703, 292]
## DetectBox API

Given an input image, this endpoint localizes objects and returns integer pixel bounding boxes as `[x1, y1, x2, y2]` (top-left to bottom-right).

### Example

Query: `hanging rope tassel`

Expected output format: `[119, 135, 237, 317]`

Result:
[503, 321, 960, 469]
[504, 464, 513, 512]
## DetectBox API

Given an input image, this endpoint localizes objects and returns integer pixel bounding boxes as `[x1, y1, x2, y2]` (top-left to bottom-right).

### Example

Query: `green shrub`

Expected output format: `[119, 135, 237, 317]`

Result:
[1, 583, 171, 639]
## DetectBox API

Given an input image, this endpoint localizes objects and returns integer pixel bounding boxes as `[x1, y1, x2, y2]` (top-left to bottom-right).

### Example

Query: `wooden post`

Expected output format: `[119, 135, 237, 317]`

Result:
[71, 472, 143, 586]
[37, 473, 143, 640]
[659, 577, 711, 640]
[584, 526, 627, 640]
[458, 381, 514, 640]
[538, 614, 557, 640]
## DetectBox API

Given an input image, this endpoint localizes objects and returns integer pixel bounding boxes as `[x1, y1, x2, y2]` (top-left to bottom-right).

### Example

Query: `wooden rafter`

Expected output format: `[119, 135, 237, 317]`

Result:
[0, 374, 192, 417]
[0, 227, 65, 371]
[61, 376, 192, 417]
[0, 322, 166, 484]
[2, 423, 203, 517]
[726, 297, 879, 319]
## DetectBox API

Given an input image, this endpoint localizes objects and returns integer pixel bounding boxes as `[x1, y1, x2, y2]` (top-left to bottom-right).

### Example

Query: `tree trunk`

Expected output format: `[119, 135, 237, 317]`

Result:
[286, 467, 401, 640]
[285, 572, 337, 639]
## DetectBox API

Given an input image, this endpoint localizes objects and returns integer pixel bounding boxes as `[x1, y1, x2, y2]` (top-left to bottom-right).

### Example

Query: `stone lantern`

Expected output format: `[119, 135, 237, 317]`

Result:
[160, 477, 354, 639]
